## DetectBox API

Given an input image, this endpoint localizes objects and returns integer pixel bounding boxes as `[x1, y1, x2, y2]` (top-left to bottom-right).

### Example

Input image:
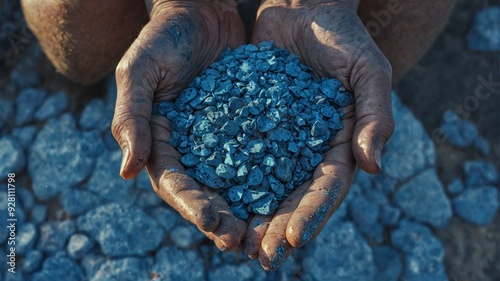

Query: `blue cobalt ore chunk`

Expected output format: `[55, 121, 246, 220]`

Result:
[31, 204, 48, 225]
[256, 115, 276, 132]
[228, 184, 246, 202]
[90, 257, 151, 281]
[243, 189, 269, 204]
[453, 186, 499, 226]
[202, 133, 219, 148]
[467, 7, 500, 51]
[462, 160, 498, 186]
[12, 125, 38, 149]
[196, 164, 225, 188]
[251, 194, 279, 215]
[447, 178, 465, 195]
[37, 220, 76, 254]
[394, 169, 452, 228]
[216, 163, 236, 179]
[15, 88, 48, 125]
[391, 220, 447, 281]
[180, 153, 200, 167]
[17, 222, 38, 255]
[67, 233, 93, 259]
[275, 157, 293, 182]
[20, 250, 43, 274]
[77, 203, 164, 257]
[152, 247, 205, 281]
[32, 252, 84, 281]
[247, 166, 264, 186]
[319, 78, 342, 98]
[0, 136, 25, 178]
[60, 189, 101, 216]
[29, 114, 95, 200]
[154, 42, 353, 216]
[17, 187, 35, 211]
[373, 246, 402, 281]
[302, 221, 376, 280]
[230, 202, 249, 220]
[34, 91, 68, 121]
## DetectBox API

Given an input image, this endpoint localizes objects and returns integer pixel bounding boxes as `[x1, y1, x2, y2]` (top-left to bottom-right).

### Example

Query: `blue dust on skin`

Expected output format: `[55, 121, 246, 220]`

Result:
[300, 183, 341, 243]
[269, 245, 286, 270]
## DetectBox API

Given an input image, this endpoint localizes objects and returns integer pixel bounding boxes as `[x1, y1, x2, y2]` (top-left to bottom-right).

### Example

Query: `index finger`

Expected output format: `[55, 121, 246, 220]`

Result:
[112, 47, 157, 179]
[285, 106, 357, 247]
[146, 115, 220, 232]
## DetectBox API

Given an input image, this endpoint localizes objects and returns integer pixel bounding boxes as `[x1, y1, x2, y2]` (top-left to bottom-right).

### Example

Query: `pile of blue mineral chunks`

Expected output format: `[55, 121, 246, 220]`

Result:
[154, 41, 353, 219]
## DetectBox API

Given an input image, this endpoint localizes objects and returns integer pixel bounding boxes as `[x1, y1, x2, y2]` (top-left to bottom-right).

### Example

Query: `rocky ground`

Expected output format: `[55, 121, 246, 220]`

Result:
[0, 0, 499, 280]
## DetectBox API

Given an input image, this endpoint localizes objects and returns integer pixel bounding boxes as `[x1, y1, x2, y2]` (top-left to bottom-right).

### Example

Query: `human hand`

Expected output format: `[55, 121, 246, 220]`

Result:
[111, 0, 247, 251]
[245, 0, 395, 269]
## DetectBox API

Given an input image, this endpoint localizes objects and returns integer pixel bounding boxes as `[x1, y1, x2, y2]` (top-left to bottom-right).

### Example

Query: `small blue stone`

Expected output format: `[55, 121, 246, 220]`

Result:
[263, 155, 276, 167]
[243, 189, 269, 204]
[310, 153, 323, 167]
[32, 252, 84, 281]
[319, 79, 342, 99]
[216, 163, 236, 179]
[237, 164, 248, 177]
[275, 157, 293, 183]
[248, 140, 266, 154]
[256, 115, 276, 132]
[196, 164, 225, 188]
[228, 185, 246, 202]
[268, 175, 285, 196]
[12, 125, 38, 149]
[192, 119, 216, 136]
[248, 166, 264, 186]
[333, 90, 354, 107]
[311, 120, 328, 137]
[205, 151, 223, 167]
[192, 145, 211, 157]
[251, 194, 278, 215]
[201, 77, 216, 92]
[180, 153, 200, 167]
[230, 203, 249, 220]
[467, 7, 500, 51]
[221, 120, 240, 136]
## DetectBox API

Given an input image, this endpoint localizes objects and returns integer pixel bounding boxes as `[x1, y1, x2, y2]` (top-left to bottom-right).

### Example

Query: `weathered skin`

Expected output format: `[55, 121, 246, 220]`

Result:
[21, 0, 149, 85]
[21, 0, 455, 270]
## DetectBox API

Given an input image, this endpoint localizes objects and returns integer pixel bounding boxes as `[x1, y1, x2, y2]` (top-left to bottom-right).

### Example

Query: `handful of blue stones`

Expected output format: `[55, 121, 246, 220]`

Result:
[154, 41, 353, 220]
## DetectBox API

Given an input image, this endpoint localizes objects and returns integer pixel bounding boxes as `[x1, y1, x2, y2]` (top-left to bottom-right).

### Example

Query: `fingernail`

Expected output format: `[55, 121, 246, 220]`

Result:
[120, 147, 130, 177]
[374, 148, 382, 171]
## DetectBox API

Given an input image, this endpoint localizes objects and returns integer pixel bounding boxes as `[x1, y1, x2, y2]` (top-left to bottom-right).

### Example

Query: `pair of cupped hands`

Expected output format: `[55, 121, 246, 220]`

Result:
[111, 0, 394, 270]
